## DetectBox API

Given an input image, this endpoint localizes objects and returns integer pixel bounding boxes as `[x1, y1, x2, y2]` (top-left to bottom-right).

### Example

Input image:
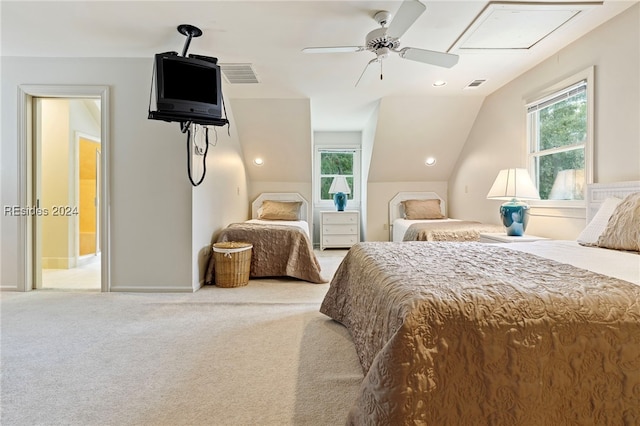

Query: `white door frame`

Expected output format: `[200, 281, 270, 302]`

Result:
[17, 85, 110, 292]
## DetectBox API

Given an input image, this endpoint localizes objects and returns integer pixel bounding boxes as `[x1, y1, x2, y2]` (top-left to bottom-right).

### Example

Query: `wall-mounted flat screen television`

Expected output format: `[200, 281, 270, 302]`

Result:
[149, 52, 226, 125]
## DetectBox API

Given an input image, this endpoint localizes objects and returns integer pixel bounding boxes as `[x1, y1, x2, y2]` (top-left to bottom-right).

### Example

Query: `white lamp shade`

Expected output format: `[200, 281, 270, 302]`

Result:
[548, 169, 585, 200]
[329, 176, 351, 194]
[487, 168, 540, 200]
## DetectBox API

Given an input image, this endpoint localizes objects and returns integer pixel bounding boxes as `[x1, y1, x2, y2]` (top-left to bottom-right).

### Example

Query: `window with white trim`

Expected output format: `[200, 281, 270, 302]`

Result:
[315, 148, 360, 204]
[526, 69, 593, 204]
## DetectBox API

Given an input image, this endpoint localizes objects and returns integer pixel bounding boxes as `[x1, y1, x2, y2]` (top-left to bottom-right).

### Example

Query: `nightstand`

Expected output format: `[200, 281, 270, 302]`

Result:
[479, 233, 548, 243]
[320, 211, 360, 250]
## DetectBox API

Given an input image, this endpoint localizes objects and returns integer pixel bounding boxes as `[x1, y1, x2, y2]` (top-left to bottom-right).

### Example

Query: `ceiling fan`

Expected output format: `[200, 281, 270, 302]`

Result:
[302, 0, 459, 86]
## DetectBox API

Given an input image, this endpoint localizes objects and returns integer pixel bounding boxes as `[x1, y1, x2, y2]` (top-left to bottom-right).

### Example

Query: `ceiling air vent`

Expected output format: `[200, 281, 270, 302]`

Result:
[220, 63, 260, 84]
[465, 79, 487, 89]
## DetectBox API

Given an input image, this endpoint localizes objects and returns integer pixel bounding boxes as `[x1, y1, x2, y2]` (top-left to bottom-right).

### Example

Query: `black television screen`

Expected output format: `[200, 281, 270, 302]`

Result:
[151, 52, 224, 125]
[162, 58, 218, 104]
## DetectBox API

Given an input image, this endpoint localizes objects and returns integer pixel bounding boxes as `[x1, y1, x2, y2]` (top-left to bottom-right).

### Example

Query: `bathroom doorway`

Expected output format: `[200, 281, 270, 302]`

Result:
[37, 99, 101, 290]
[17, 85, 110, 292]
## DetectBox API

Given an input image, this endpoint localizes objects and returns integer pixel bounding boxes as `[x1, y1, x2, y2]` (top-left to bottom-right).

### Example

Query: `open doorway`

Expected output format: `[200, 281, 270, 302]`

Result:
[37, 99, 101, 290]
[17, 85, 110, 292]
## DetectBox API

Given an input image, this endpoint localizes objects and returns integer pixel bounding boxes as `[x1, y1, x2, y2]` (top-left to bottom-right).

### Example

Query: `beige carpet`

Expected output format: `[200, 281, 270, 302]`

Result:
[1, 251, 363, 426]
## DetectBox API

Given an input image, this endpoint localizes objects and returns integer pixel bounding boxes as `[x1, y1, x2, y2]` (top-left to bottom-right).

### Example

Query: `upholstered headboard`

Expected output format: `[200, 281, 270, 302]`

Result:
[251, 193, 310, 223]
[586, 181, 640, 223]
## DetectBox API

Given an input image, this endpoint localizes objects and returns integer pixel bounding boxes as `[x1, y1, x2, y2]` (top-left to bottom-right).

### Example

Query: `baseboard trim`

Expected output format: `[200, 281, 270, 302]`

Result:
[109, 286, 195, 293]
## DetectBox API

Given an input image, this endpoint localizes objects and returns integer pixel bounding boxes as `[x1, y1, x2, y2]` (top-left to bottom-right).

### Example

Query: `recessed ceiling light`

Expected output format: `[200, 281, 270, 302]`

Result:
[425, 157, 437, 166]
[433, 80, 447, 87]
[253, 158, 264, 166]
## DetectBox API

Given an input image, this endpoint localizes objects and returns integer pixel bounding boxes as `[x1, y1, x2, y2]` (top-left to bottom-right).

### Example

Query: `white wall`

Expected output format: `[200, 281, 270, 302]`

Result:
[1, 57, 247, 291]
[449, 4, 640, 240]
[191, 105, 249, 291]
[360, 104, 380, 241]
[69, 99, 101, 137]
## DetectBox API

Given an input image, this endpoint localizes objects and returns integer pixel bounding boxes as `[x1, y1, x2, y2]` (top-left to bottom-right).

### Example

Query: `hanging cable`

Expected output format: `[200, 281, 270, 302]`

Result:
[183, 122, 209, 187]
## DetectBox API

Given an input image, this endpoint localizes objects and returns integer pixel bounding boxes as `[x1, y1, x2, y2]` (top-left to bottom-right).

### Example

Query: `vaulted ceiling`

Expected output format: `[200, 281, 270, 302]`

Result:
[2, 1, 635, 182]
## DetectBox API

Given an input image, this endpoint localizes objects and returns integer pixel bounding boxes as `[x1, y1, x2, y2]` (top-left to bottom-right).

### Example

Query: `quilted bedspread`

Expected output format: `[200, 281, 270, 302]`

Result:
[320, 242, 640, 425]
[403, 221, 503, 241]
[205, 223, 327, 284]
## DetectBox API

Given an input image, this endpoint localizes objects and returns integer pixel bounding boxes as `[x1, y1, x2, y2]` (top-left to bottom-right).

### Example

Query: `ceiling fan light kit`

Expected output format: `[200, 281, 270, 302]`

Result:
[302, 0, 459, 85]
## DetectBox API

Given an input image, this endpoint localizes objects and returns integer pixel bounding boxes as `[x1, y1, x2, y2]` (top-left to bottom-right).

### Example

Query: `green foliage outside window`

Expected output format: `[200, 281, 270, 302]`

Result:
[531, 88, 587, 200]
[320, 151, 354, 200]
[539, 91, 587, 150]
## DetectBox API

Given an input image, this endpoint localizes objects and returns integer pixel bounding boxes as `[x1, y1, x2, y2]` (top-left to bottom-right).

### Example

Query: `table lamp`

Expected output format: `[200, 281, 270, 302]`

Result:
[329, 176, 351, 211]
[487, 168, 540, 236]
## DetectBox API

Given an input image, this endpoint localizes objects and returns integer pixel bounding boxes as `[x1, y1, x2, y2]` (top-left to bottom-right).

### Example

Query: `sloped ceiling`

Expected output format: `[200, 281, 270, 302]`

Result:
[2, 1, 635, 183]
[229, 98, 312, 182]
[2, 1, 633, 130]
[369, 95, 484, 181]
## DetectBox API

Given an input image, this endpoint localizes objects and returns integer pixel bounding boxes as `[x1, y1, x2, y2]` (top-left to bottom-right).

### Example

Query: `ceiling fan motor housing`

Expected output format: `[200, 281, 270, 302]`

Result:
[366, 27, 400, 53]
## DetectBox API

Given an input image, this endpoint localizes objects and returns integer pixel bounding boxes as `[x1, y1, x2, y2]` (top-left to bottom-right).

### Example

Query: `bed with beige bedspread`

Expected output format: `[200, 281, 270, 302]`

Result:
[402, 220, 503, 241]
[389, 192, 502, 242]
[320, 241, 640, 424]
[205, 222, 327, 284]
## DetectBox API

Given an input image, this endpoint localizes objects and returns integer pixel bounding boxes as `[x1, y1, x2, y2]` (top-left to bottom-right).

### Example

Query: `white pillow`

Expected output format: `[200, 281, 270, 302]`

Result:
[577, 197, 622, 245]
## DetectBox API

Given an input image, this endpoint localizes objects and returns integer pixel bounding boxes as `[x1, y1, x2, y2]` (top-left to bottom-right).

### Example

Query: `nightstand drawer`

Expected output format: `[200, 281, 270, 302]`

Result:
[323, 224, 358, 235]
[323, 235, 359, 247]
[322, 213, 358, 225]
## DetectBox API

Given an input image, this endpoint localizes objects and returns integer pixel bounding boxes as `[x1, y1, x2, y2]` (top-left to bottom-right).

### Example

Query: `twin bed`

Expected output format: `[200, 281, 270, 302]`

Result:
[389, 191, 502, 242]
[322, 181, 640, 424]
[205, 193, 327, 285]
[207, 190, 498, 286]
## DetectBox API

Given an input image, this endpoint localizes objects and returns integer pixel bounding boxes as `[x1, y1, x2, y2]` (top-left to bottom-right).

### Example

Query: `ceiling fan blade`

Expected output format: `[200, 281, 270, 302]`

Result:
[387, 0, 426, 39]
[355, 58, 378, 87]
[399, 47, 459, 68]
[302, 46, 364, 54]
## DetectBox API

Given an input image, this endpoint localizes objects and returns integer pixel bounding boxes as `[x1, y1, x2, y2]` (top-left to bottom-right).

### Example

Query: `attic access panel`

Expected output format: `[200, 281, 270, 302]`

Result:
[449, 1, 603, 52]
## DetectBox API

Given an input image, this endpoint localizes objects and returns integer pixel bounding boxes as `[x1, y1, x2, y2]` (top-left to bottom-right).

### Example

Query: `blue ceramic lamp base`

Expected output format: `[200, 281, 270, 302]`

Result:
[333, 192, 347, 211]
[499, 199, 530, 236]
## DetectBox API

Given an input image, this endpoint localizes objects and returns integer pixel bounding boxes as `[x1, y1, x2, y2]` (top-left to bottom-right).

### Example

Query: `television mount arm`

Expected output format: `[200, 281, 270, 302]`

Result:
[148, 24, 228, 187]
[177, 24, 202, 57]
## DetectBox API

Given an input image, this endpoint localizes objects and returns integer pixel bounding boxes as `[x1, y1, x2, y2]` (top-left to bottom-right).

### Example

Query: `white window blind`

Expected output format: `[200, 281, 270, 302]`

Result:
[527, 80, 587, 114]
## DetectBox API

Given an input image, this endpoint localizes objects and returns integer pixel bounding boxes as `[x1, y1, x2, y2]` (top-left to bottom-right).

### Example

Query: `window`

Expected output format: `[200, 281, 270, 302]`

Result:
[526, 68, 593, 204]
[315, 148, 360, 203]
